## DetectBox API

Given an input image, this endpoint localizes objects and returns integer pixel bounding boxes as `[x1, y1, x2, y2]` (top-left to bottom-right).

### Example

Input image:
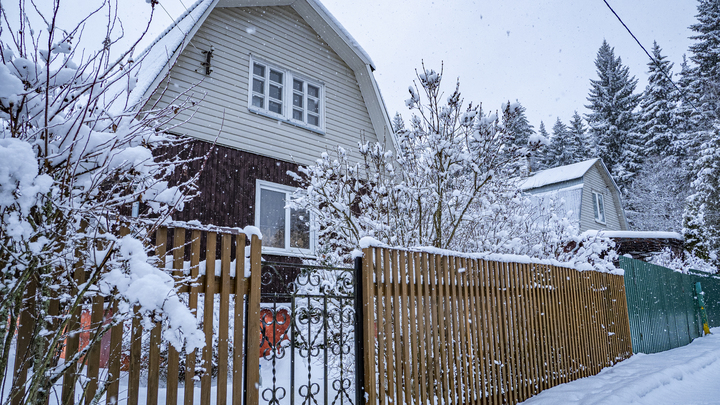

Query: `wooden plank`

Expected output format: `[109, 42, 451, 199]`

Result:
[536, 265, 551, 391]
[383, 249, 396, 405]
[502, 262, 519, 403]
[420, 252, 435, 404]
[61, 266, 84, 405]
[391, 250, 404, 404]
[574, 269, 590, 378]
[201, 232, 217, 405]
[512, 263, 529, 401]
[11, 275, 36, 405]
[244, 235, 262, 405]
[128, 306, 142, 405]
[463, 257, 477, 403]
[616, 274, 634, 358]
[452, 257, 469, 404]
[399, 251, 413, 404]
[469, 259, 486, 402]
[147, 227, 167, 405]
[481, 260, 499, 405]
[85, 291, 105, 404]
[147, 322, 162, 405]
[559, 267, 577, 380]
[185, 230, 202, 405]
[232, 234, 247, 405]
[411, 252, 427, 405]
[522, 263, 540, 396]
[362, 247, 378, 405]
[544, 265, 560, 388]
[375, 248, 387, 405]
[566, 269, 582, 379]
[166, 227, 184, 405]
[436, 255, 451, 405]
[106, 298, 123, 405]
[217, 234, 232, 405]
[427, 253, 443, 404]
[444, 256, 460, 405]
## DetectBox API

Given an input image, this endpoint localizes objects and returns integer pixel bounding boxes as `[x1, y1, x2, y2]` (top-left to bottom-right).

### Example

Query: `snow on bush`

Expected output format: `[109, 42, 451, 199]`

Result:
[290, 65, 616, 273]
[0, 1, 207, 403]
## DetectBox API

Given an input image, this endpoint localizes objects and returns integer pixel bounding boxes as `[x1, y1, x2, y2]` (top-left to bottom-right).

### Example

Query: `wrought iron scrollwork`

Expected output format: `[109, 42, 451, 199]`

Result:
[258, 261, 357, 405]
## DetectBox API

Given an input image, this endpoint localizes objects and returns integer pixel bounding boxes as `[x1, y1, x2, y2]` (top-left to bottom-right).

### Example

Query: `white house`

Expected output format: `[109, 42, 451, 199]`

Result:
[128, 0, 395, 258]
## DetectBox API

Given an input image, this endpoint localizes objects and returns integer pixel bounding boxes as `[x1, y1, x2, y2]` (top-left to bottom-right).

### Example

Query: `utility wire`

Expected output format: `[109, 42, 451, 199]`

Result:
[601, 0, 700, 113]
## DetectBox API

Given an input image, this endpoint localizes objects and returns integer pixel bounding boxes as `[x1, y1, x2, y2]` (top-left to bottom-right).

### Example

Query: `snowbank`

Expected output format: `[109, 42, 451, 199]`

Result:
[521, 328, 720, 404]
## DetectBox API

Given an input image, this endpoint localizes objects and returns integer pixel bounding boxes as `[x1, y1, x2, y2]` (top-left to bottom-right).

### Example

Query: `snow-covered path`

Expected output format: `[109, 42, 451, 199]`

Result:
[522, 327, 720, 405]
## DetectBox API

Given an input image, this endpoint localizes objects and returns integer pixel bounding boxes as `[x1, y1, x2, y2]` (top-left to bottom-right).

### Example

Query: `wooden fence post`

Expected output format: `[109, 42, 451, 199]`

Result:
[244, 234, 262, 405]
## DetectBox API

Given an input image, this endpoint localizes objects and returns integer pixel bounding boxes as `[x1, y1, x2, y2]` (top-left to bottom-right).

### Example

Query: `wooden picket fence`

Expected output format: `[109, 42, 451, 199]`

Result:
[359, 247, 633, 405]
[6, 225, 264, 405]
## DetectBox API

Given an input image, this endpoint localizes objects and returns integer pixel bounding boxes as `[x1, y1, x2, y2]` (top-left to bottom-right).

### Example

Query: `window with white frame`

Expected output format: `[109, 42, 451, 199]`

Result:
[255, 180, 315, 255]
[592, 191, 606, 224]
[249, 57, 324, 131]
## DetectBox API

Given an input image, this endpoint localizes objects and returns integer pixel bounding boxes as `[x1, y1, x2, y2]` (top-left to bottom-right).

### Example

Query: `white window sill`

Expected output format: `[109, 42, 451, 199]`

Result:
[248, 107, 325, 135]
[595, 219, 606, 225]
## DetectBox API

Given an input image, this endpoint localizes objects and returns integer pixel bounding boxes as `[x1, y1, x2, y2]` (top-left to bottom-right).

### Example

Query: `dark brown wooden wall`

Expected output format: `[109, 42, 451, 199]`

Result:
[161, 139, 300, 229]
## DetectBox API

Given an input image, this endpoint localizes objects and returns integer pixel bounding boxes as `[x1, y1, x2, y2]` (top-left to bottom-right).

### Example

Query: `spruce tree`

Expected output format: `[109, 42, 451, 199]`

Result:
[533, 121, 550, 170]
[503, 100, 535, 147]
[567, 111, 589, 161]
[546, 117, 572, 167]
[687, 0, 720, 129]
[638, 42, 679, 157]
[585, 40, 642, 189]
[683, 123, 720, 266]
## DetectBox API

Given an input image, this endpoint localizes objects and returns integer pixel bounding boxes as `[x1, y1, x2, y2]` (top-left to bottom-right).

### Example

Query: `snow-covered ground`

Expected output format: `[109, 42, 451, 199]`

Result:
[522, 327, 720, 405]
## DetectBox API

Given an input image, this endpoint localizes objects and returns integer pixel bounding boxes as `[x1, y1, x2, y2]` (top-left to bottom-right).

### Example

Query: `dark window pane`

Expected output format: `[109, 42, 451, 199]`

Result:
[259, 189, 286, 248]
[293, 93, 303, 108]
[269, 101, 282, 114]
[308, 98, 319, 113]
[270, 84, 282, 101]
[252, 95, 264, 108]
[253, 78, 264, 94]
[308, 85, 319, 98]
[270, 69, 283, 84]
[253, 63, 265, 77]
[293, 109, 303, 121]
[290, 208, 310, 249]
[293, 79, 303, 92]
[308, 114, 319, 127]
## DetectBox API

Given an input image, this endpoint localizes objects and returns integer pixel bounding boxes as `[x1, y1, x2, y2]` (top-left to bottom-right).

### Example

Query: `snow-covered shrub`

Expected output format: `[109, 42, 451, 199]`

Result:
[0, 2, 206, 404]
[290, 65, 614, 271]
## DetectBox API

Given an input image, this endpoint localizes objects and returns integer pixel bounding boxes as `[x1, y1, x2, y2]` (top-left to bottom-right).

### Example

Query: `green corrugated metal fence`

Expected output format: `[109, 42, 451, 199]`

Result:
[620, 257, 720, 354]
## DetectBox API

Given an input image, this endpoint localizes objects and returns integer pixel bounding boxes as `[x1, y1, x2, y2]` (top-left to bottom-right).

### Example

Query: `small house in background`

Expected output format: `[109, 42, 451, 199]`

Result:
[128, 0, 395, 259]
[520, 158, 629, 232]
[521, 159, 686, 261]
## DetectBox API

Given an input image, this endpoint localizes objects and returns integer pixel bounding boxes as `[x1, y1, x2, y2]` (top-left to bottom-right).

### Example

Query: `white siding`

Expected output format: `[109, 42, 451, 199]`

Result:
[580, 164, 625, 231]
[149, 6, 381, 165]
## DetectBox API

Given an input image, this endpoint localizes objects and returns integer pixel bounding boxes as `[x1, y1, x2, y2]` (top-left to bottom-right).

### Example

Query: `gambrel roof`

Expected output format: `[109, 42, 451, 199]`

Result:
[128, 0, 396, 148]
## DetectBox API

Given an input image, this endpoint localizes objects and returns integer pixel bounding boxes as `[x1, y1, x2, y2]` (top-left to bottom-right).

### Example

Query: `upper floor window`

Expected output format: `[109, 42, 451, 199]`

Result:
[249, 57, 324, 133]
[255, 180, 315, 256]
[592, 191, 606, 224]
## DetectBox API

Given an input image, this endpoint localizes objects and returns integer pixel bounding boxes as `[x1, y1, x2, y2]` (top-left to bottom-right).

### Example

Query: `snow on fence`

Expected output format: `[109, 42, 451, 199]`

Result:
[359, 247, 633, 405]
[5, 225, 264, 405]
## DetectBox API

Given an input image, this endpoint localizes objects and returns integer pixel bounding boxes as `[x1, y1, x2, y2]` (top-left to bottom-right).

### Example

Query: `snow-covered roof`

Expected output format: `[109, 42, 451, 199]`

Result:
[582, 230, 683, 240]
[302, 0, 375, 69]
[521, 158, 599, 191]
[127, 0, 217, 110]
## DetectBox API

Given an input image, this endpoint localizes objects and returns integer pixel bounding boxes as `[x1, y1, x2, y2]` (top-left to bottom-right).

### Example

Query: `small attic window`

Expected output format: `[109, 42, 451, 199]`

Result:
[592, 191, 606, 224]
[248, 56, 325, 133]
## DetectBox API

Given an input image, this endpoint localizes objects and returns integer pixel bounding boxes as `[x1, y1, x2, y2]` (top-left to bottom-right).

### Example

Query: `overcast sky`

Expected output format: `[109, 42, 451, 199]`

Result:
[8, 0, 699, 131]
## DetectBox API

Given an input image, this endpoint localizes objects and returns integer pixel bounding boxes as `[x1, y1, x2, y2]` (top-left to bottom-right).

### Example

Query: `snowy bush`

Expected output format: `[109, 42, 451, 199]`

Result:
[0, 2, 206, 403]
[290, 65, 615, 272]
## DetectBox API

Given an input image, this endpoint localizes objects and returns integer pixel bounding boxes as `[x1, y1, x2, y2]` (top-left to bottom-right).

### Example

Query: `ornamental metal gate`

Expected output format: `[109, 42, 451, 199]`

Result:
[251, 260, 362, 405]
